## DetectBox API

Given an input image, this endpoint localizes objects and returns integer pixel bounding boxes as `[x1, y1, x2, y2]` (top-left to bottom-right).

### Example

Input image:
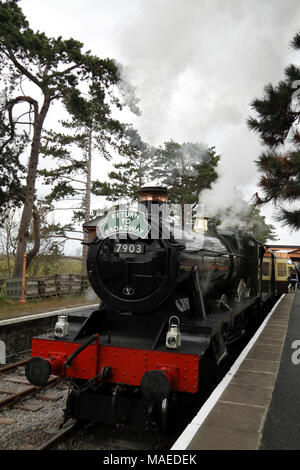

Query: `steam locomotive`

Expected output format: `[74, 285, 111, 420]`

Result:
[25, 186, 276, 430]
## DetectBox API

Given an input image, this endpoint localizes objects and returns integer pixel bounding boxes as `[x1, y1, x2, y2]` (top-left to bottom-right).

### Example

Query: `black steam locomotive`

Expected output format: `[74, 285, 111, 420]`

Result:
[25, 186, 276, 430]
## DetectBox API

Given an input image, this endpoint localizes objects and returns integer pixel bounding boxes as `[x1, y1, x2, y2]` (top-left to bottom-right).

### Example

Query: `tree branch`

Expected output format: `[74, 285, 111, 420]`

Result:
[64, 230, 84, 233]
[4, 48, 42, 88]
[14, 109, 34, 124]
[49, 235, 83, 241]
[63, 175, 86, 184]
[48, 63, 80, 79]
[51, 207, 82, 210]
[0, 95, 38, 154]
[14, 121, 33, 125]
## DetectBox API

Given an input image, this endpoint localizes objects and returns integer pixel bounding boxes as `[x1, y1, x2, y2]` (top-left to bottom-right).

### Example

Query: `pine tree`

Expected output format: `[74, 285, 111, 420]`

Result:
[97, 137, 220, 220]
[92, 126, 156, 201]
[0, 0, 130, 275]
[39, 86, 128, 274]
[0, 87, 27, 219]
[247, 31, 300, 230]
[151, 141, 220, 207]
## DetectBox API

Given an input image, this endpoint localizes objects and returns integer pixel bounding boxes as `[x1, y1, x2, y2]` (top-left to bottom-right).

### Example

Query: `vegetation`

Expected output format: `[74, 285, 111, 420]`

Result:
[0, 0, 132, 276]
[95, 136, 220, 207]
[0, 254, 81, 279]
[247, 30, 300, 230]
[0, 205, 83, 277]
[37, 90, 133, 274]
[0, 293, 97, 320]
[151, 142, 220, 207]
[92, 126, 156, 201]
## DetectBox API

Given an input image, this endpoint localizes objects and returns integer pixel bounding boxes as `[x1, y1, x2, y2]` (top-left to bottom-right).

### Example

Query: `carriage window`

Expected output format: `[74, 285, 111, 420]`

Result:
[262, 262, 270, 276]
[277, 263, 287, 277]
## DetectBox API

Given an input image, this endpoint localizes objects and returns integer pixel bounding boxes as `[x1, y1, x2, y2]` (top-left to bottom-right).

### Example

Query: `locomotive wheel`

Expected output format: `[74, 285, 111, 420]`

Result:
[159, 393, 179, 434]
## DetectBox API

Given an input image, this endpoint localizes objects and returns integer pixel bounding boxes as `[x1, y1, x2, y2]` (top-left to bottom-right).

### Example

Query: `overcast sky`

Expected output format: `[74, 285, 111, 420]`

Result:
[20, 0, 300, 247]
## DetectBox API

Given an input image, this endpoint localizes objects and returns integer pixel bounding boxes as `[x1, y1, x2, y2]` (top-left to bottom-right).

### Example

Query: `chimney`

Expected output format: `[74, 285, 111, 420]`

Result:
[136, 186, 168, 205]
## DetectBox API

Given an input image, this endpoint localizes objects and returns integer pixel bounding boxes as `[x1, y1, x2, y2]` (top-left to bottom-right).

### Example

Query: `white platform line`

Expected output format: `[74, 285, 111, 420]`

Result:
[171, 294, 285, 450]
[0, 303, 99, 327]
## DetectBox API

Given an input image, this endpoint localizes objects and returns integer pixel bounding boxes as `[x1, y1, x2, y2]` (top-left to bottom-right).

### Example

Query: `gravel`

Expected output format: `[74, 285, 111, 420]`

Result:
[0, 366, 162, 450]
[0, 367, 69, 450]
[55, 422, 155, 451]
[0, 368, 153, 450]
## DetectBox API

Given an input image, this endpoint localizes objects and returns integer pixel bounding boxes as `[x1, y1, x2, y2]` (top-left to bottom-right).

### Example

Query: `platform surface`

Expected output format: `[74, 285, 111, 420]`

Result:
[0, 304, 98, 326]
[173, 292, 297, 450]
[260, 290, 300, 449]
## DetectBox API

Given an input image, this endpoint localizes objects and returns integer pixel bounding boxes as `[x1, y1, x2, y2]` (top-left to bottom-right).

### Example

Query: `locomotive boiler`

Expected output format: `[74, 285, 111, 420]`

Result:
[25, 186, 274, 430]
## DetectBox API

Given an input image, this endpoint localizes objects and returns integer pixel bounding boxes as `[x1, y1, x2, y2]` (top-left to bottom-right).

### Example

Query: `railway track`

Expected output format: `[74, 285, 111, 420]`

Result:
[0, 358, 69, 449]
[0, 303, 275, 451]
[0, 359, 29, 373]
[37, 421, 80, 450]
[0, 359, 61, 411]
[0, 359, 155, 450]
[43, 421, 159, 451]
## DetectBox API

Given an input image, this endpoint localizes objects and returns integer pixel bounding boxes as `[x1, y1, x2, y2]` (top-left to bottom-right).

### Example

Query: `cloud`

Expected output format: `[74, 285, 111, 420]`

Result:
[118, 0, 299, 140]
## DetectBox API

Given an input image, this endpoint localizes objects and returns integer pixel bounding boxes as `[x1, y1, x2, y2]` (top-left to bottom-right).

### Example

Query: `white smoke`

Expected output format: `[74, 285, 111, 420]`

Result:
[114, 61, 142, 117]
[199, 152, 253, 232]
[201, 180, 249, 230]
[200, 173, 278, 241]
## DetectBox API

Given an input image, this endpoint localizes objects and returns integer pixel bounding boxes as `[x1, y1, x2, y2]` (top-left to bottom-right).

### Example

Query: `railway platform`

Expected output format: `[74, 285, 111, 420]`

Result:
[172, 291, 299, 450]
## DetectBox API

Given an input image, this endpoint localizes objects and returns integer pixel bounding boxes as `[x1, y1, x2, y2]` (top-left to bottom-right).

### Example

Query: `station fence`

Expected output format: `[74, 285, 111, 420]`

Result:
[0, 274, 90, 300]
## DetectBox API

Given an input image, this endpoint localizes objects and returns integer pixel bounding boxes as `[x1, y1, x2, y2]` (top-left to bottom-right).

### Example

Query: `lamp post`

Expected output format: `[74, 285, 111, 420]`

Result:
[20, 253, 27, 304]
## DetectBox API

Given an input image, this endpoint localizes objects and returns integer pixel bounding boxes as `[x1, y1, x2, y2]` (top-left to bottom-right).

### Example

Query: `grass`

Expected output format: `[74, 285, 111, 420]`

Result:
[0, 257, 82, 278]
[0, 292, 99, 321]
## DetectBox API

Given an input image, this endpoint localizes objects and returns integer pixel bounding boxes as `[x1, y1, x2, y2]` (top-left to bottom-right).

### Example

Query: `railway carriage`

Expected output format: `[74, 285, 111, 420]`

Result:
[261, 249, 276, 299]
[275, 258, 291, 295]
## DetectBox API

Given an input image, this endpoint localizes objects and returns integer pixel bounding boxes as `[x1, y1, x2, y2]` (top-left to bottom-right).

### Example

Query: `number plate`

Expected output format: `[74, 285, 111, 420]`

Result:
[113, 243, 145, 254]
